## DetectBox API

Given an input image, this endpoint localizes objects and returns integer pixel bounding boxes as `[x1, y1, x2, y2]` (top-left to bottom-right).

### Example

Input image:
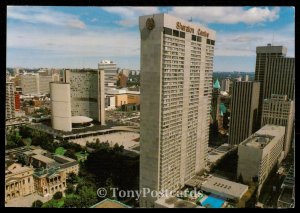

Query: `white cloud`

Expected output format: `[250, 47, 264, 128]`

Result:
[7, 6, 86, 29]
[7, 25, 140, 58]
[215, 28, 295, 57]
[102, 7, 160, 27]
[170, 7, 280, 25]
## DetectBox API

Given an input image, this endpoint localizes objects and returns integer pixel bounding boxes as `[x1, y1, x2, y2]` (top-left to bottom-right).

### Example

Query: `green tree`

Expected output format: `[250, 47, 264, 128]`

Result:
[32, 200, 43, 208]
[67, 172, 78, 184]
[65, 183, 75, 194]
[77, 186, 98, 207]
[53, 191, 63, 200]
[63, 194, 82, 208]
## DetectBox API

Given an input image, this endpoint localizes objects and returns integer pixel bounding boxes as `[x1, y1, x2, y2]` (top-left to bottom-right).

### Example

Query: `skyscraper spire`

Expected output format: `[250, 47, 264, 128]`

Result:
[213, 79, 221, 89]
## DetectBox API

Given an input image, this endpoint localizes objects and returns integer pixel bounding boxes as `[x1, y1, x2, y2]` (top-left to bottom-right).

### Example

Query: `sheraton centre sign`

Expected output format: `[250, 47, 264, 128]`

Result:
[176, 22, 209, 38]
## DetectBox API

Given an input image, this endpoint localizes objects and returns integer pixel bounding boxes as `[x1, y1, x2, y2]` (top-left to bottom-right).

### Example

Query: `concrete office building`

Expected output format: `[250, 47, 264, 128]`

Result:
[254, 44, 287, 129]
[237, 124, 285, 196]
[262, 94, 295, 158]
[139, 13, 216, 207]
[65, 69, 105, 125]
[50, 82, 72, 132]
[20, 73, 57, 95]
[39, 75, 53, 94]
[221, 78, 230, 93]
[6, 82, 15, 120]
[98, 60, 118, 91]
[228, 81, 260, 145]
[264, 57, 295, 100]
[20, 73, 39, 95]
[51, 69, 105, 131]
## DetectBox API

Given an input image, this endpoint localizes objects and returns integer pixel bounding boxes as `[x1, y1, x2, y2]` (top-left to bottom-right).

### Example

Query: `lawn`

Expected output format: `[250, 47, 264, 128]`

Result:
[42, 199, 64, 208]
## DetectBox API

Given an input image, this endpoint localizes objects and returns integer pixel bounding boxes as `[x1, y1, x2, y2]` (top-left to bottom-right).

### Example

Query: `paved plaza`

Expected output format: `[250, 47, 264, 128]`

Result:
[70, 132, 140, 149]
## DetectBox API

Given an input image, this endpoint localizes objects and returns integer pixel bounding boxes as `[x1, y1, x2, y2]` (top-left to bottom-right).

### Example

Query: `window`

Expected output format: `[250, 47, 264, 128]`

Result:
[179, 31, 185, 38]
[210, 40, 215, 45]
[207, 39, 211, 44]
[192, 35, 197, 41]
[197, 36, 202, 42]
[164, 27, 172, 35]
[173, 30, 179, 37]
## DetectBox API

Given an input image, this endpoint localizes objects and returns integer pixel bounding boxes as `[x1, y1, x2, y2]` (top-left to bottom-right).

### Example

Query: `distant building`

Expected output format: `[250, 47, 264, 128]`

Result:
[14, 92, 21, 111]
[244, 75, 249, 82]
[220, 78, 230, 93]
[20, 73, 57, 95]
[255, 44, 288, 130]
[237, 124, 285, 196]
[20, 73, 39, 95]
[105, 95, 116, 110]
[228, 81, 260, 145]
[262, 94, 295, 158]
[118, 72, 129, 88]
[98, 60, 118, 91]
[106, 89, 140, 108]
[39, 75, 53, 94]
[6, 82, 15, 120]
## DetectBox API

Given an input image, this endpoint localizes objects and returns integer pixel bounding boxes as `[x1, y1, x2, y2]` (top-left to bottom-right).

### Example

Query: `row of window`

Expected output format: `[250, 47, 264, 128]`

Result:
[164, 27, 185, 38]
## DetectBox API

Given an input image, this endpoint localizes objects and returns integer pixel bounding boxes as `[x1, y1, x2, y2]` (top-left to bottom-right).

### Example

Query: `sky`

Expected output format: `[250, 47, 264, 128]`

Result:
[7, 6, 295, 72]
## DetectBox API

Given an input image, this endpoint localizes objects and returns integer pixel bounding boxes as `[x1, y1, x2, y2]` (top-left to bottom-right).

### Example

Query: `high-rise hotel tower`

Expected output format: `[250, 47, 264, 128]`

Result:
[139, 13, 216, 207]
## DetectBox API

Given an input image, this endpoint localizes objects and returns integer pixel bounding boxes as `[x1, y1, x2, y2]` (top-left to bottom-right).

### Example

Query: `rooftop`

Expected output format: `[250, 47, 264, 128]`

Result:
[241, 124, 285, 149]
[201, 176, 248, 199]
[71, 116, 93, 124]
[208, 143, 235, 164]
[31, 154, 56, 164]
[90, 198, 130, 208]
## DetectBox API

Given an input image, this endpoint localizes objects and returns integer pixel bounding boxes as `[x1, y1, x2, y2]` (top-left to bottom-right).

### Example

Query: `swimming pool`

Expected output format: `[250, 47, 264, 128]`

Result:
[201, 195, 225, 208]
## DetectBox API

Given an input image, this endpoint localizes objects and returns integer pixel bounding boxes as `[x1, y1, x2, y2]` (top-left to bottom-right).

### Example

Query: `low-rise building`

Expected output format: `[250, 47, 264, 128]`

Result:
[5, 146, 79, 198]
[237, 124, 285, 196]
[200, 176, 248, 200]
[106, 89, 140, 108]
[33, 166, 67, 196]
[5, 163, 35, 202]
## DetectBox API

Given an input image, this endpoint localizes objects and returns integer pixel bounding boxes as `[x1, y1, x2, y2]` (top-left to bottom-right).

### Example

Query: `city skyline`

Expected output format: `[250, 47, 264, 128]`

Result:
[7, 6, 295, 72]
